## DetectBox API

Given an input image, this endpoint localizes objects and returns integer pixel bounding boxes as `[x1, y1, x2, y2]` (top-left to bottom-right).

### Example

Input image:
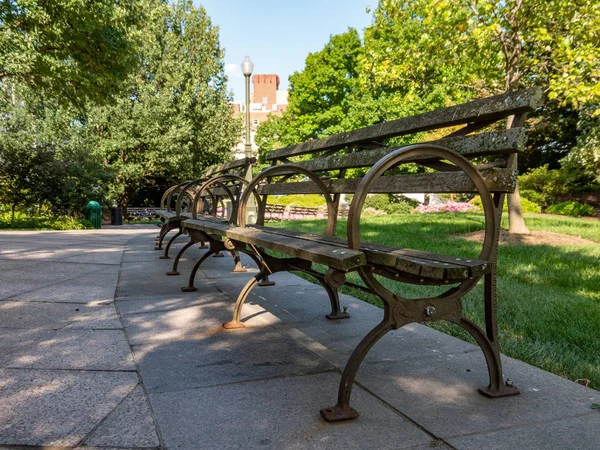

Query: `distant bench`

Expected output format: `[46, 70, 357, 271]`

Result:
[154, 157, 255, 266]
[178, 88, 541, 421]
[126, 207, 165, 220]
[264, 204, 321, 221]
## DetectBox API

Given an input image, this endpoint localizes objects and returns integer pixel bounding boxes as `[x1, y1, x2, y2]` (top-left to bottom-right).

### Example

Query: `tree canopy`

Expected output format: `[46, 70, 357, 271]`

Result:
[0, 0, 239, 216]
[257, 0, 600, 230]
[0, 0, 145, 106]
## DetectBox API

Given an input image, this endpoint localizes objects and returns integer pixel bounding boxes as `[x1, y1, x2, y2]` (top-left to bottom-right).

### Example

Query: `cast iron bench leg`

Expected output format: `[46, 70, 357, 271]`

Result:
[167, 240, 195, 276]
[321, 318, 397, 422]
[181, 249, 216, 292]
[160, 230, 182, 259]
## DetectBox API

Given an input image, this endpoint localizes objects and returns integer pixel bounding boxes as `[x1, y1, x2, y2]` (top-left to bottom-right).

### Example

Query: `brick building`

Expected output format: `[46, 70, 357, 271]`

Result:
[232, 74, 288, 158]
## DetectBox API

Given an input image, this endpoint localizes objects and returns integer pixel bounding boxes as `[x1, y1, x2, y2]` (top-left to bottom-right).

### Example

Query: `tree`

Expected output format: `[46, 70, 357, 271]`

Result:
[0, 0, 144, 107]
[323, 0, 599, 232]
[256, 29, 363, 155]
[89, 0, 240, 214]
[457, 0, 600, 232]
[0, 85, 110, 216]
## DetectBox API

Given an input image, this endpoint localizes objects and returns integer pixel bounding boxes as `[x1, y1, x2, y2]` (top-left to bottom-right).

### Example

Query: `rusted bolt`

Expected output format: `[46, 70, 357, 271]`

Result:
[425, 306, 436, 316]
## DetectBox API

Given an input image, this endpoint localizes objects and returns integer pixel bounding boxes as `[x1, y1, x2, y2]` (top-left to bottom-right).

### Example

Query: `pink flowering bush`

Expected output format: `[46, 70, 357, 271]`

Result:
[414, 201, 478, 214]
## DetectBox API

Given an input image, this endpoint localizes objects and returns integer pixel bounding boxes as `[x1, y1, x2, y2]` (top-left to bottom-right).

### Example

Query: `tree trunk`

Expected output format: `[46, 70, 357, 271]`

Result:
[11, 204, 16, 222]
[506, 116, 530, 234]
[120, 195, 128, 222]
[507, 184, 529, 234]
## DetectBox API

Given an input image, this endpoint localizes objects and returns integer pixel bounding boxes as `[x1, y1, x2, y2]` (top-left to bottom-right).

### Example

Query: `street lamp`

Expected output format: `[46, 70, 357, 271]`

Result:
[241, 56, 257, 225]
[241, 56, 254, 160]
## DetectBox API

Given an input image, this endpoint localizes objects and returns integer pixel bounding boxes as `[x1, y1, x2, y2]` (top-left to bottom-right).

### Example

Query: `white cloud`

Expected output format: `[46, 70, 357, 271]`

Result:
[225, 63, 243, 79]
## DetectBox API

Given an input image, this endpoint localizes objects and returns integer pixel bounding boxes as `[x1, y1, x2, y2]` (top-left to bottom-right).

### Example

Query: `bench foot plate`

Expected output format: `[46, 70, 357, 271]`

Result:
[181, 286, 197, 292]
[320, 405, 359, 422]
[166, 271, 179, 276]
[478, 384, 520, 398]
[326, 311, 350, 320]
[159, 256, 170, 260]
[258, 279, 275, 287]
[154, 247, 162, 250]
[232, 267, 247, 273]
[223, 320, 245, 330]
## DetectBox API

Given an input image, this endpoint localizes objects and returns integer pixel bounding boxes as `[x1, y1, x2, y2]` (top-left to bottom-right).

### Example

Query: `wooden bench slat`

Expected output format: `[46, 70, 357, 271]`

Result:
[183, 219, 366, 271]
[258, 168, 516, 196]
[252, 226, 488, 280]
[204, 157, 256, 176]
[276, 129, 526, 173]
[266, 88, 541, 161]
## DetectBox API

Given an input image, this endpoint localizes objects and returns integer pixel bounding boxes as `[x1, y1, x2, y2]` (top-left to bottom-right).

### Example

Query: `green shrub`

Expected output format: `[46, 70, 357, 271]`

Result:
[546, 201, 594, 217]
[520, 189, 545, 206]
[269, 194, 326, 208]
[470, 196, 541, 213]
[363, 194, 417, 215]
[518, 165, 575, 206]
[0, 215, 93, 230]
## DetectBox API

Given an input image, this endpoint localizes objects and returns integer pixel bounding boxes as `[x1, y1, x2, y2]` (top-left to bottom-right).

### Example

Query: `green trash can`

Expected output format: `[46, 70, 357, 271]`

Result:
[84, 201, 102, 229]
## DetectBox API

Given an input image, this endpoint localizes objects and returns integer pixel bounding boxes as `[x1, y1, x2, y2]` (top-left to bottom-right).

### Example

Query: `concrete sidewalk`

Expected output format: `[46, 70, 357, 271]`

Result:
[0, 226, 598, 449]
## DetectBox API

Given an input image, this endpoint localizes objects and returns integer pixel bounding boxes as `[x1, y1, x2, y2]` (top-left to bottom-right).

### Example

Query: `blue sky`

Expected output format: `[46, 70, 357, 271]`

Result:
[195, 0, 374, 102]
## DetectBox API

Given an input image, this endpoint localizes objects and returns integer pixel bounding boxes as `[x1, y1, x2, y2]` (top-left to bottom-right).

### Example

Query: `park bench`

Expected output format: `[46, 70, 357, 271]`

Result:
[264, 204, 321, 221]
[154, 157, 255, 263]
[264, 203, 285, 221]
[180, 88, 542, 421]
[288, 205, 320, 219]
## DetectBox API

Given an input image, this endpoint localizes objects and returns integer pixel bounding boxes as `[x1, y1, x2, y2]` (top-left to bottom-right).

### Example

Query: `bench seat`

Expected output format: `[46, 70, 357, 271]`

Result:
[182, 218, 365, 271]
[156, 210, 192, 221]
[182, 217, 487, 281]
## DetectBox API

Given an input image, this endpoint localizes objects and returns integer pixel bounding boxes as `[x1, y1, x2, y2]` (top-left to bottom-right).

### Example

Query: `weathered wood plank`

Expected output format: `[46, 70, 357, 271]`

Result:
[250, 227, 488, 280]
[204, 157, 256, 176]
[267, 88, 542, 161]
[258, 168, 517, 196]
[272, 128, 526, 174]
[182, 219, 366, 270]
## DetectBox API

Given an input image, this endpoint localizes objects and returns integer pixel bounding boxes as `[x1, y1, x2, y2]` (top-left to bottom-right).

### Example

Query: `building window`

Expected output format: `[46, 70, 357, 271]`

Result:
[272, 104, 278, 112]
[262, 96, 268, 105]
[253, 118, 259, 126]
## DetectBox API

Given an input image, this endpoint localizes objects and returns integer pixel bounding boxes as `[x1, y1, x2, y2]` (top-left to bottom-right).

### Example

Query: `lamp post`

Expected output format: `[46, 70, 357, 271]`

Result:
[241, 56, 254, 160]
[241, 56, 256, 225]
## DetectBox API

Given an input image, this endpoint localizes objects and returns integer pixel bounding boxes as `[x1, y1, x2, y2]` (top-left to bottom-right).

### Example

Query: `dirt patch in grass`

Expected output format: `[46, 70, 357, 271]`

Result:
[458, 229, 597, 246]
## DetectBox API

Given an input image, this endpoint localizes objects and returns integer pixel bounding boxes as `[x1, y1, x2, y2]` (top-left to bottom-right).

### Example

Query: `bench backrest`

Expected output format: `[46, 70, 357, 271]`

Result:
[160, 157, 255, 217]
[251, 88, 541, 236]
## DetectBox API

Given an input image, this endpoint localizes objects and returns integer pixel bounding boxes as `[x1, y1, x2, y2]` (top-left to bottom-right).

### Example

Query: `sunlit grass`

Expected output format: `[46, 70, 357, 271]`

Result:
[268, 212, 600, 389]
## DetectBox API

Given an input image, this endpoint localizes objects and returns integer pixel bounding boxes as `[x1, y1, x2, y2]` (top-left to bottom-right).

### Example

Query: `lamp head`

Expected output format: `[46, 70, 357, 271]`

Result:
[241, 56, 254, 76]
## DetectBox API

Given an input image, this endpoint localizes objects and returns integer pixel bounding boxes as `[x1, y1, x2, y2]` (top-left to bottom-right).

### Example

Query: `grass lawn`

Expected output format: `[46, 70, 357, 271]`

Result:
[269, 212, 600, 389]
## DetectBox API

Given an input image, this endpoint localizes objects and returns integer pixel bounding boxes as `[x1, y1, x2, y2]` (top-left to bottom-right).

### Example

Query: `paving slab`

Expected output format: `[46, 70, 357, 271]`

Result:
[0, 259, 41, 270]
[134, 327, 335, 394]
[120, 295, 257, 345]
[149, 372, 434, 450]
[0, 329, 135, 370]
[352, 349, 600, 438]
[116, 272, 206, 298]
[84, 385, 160, 448]
[0, 300, 121, 330]
[0, 368, 138, 447]
[0, 246, 88, 261]
[60, 247, 124, 265]
[3, 226, 599, 449]
[447, 413, 600, 450]
[7, 269, 119, 304]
